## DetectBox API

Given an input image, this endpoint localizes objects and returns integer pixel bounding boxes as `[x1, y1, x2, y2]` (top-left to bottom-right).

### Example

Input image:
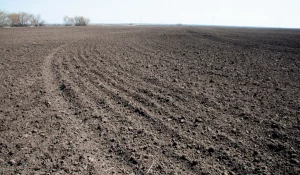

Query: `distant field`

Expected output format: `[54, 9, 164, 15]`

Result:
[0, 26, 299, 174]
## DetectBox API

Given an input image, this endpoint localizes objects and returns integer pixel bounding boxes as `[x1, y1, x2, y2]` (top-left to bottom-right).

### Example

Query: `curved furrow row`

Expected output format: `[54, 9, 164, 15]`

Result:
[56, 48, 160, 174]
[58, 45, 203, 174]
[61, 45, 207, 174]
[42, 45, 124, 174]
[67, 44, 250, 173]
[77, 45, 212, 170]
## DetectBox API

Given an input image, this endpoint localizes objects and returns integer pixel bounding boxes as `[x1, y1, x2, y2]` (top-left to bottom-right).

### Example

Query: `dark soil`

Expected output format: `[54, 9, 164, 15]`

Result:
[0, 26, 299, 174]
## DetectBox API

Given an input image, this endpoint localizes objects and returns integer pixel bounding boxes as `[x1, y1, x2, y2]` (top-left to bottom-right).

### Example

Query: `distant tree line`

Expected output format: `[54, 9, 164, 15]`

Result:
[63, 16, 90, 26]
[0, 10, 91, 27]
[0, 10, 45, 27]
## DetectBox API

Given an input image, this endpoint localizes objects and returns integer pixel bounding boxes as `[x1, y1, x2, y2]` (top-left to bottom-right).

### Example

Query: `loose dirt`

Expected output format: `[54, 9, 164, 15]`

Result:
[0, 26, 299, 174]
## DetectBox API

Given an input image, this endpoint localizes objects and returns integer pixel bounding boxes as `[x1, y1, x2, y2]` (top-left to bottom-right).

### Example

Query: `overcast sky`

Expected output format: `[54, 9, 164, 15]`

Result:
[1, 0, 299, 28]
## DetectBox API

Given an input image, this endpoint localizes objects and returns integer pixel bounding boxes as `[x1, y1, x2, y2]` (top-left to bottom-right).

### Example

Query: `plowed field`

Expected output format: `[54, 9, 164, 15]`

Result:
[0, 26, 299, 174]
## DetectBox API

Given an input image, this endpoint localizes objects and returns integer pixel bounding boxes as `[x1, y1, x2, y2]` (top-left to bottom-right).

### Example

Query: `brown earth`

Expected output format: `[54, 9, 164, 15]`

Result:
[0, 26, 299, 175]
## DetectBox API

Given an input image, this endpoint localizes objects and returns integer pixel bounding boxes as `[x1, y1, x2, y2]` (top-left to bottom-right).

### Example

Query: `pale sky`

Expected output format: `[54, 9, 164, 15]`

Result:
[1, 0, 299, 28]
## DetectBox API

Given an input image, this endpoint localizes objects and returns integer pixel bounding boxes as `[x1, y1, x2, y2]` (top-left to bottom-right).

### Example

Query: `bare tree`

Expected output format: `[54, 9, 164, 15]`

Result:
[19, 12, 30, 26]
[7, 13, 21, 27]
[74, 16, 90, 26]
[0, 10, 6, 26]
[29, 14, 35, 26]
[5, 11, 45, 27]
[29, 14, 41, 26]
[63, 16, 69, 25]
[63, 16, 74, 26]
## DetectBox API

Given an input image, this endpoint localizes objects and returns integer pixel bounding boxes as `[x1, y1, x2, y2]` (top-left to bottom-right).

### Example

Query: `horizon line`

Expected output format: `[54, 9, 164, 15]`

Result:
[23, 23, 300, 30]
